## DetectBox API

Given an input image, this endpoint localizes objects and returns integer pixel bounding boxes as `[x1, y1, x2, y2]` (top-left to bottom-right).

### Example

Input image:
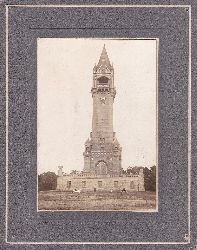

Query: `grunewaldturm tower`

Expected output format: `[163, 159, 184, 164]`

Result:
[83, 45, 122, 176]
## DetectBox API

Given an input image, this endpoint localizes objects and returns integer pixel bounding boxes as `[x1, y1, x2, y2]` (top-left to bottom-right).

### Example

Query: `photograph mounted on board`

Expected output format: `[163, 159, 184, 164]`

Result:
[37, 38, 158, 211]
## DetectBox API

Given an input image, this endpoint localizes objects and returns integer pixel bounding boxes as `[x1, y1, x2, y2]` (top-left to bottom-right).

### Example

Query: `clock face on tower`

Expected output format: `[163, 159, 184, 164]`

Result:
[100, 97, 106, 104]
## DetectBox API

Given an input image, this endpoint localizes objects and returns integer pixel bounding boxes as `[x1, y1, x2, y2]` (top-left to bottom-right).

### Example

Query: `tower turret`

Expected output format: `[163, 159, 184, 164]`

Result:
[92, 45, 115, 90]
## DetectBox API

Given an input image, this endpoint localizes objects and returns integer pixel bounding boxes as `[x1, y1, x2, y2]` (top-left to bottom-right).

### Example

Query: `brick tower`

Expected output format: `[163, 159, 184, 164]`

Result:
[83, 45, 122, 176]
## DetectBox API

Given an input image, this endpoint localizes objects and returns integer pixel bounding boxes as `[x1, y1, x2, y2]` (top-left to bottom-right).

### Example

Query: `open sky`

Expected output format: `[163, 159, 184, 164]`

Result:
[37, 38, 157, 174]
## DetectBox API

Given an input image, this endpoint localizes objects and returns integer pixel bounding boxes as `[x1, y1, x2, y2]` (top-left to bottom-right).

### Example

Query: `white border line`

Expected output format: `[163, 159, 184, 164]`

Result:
[5, 4, 191, 245]
[7, 5, 191, 8]
[188, 6, 191, 243]
[156, 37, 159, 213]
[7, 241, 189, 245]
[5, 4, 9, 244]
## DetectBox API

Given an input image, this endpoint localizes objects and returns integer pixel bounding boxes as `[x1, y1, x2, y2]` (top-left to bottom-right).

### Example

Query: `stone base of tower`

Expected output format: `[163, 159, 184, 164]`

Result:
[57, 173, 145, 192]
[83, 134, 122, 176]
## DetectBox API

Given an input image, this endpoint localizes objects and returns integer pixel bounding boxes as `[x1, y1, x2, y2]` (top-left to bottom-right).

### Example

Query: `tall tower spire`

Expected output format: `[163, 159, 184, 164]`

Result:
[83, 45, 122, 176]
[97, 44, 111, 68]
[93, 45, 114, 89]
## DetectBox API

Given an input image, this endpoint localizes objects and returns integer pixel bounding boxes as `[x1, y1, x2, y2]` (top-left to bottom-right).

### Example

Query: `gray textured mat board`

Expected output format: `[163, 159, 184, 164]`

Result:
[0, 1, 196, 249]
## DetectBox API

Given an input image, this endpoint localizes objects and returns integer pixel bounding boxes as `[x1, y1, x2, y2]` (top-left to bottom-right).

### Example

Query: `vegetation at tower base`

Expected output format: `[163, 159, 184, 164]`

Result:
[38, 166, 156, 192]
[38, 172, 57, 191]
[142, 166, 156, 191]
[121, 166, 156, 192]
[38, 166, 156, 210]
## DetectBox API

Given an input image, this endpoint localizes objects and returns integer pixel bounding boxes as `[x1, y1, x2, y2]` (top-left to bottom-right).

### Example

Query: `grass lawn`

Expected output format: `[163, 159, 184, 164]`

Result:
[38, 190, 156, 211]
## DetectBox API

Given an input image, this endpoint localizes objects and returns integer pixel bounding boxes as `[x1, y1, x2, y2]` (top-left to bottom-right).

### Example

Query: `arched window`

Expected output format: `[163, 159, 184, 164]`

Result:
[98, 76, 109, 84]
[67, 181, 71, 189]
[95, 161, 107, 175]
[114, 181, 118, 188]
[82, 181, 86, 188]
[130, 181, 135, 189]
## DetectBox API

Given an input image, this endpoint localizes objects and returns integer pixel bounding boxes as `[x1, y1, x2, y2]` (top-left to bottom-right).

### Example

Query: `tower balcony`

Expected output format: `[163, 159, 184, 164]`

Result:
[91, 87, 116, 97]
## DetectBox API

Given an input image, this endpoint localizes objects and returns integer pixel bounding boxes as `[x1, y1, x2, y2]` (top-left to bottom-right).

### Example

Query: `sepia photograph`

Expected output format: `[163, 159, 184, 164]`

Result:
[37, 38, 158, 211]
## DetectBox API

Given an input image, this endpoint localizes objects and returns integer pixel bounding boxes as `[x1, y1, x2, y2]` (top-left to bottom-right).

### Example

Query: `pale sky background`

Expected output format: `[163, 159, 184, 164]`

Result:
[37, 38, 157, 174]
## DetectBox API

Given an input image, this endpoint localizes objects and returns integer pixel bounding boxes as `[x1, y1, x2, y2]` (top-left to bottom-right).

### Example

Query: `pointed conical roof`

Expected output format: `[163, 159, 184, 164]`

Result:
[97, 45, 111, 68]
[85, 138, 90, 145]
[113, 138, 120, 145]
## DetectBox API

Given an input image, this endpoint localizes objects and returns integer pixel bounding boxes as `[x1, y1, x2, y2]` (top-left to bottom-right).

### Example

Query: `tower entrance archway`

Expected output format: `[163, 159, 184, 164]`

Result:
[95, 161, 108, 175]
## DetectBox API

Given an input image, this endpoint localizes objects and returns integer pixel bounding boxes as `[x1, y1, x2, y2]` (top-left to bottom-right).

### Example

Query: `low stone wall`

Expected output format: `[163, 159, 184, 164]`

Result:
[57, 175, 145, 192]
